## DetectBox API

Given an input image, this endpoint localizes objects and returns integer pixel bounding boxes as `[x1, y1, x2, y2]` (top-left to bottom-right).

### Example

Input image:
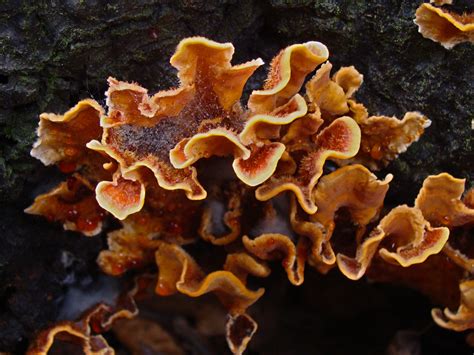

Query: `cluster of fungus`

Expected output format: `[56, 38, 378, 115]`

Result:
[26, 37, 473, 354]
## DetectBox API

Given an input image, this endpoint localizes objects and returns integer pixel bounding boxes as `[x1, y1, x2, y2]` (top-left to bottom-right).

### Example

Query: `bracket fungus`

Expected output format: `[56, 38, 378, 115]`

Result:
[27, 279, 140, 355]
[30, 99, 104, 170]
[430, 0, 453, 5]
[415, 3, 474, 49]
[25, 174, 106, 236]
[432, 280, 474, 331]
[85, 37, 329, 220]
[26, 36, 472, 354]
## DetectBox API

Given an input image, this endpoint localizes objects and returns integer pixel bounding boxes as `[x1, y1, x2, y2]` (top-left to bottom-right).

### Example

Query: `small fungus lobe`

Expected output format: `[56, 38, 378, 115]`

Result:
[415, 3, 474, 49]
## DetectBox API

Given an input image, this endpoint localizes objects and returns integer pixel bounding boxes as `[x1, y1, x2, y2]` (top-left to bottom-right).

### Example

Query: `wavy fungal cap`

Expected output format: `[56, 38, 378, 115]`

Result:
[415, 3, 474, 49]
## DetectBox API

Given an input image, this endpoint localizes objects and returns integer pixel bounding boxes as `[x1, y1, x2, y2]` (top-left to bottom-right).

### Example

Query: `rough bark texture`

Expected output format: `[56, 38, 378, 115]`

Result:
[0, 0, 472, 353]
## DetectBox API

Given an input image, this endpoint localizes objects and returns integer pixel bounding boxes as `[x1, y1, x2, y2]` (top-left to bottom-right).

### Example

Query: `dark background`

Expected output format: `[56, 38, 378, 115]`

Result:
[0, 0, 473, 354]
